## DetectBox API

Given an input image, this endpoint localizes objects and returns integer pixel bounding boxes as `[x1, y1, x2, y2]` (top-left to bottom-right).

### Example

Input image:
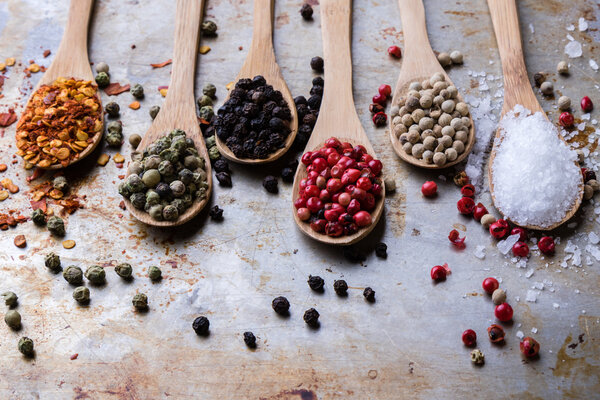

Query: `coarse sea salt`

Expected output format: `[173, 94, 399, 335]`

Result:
[491, 106, 581, 228]
[565, 40, 583, 58]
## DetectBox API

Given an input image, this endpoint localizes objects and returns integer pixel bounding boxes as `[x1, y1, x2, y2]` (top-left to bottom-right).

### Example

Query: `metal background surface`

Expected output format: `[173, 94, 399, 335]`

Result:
[0, 0, 599, 398]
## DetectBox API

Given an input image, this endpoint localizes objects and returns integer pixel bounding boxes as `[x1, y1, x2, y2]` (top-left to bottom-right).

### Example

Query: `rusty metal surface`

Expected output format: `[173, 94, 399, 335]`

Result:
[0, 0, 599, 398]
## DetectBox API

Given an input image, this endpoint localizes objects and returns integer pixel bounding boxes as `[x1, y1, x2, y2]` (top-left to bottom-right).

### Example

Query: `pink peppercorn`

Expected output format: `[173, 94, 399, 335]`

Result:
[581, 96, 594, 112]
[387, 45, 402, 58]
[460, 184, 475, 197]
[510, 227, 528, 241]
[462, 329, 477, 347]
[538, 236, 555, 255]
[430, 265, 447, 281]
[378, 84, 392, 98]
[559, 111, 574, 127]
[512, 241, 529, 257]
[489, 219, 509, 239]
[457, 197, 475, 215]
[372, 93, 387, 105]
[421, 181, 437, 197]
[473, 203, 488, 221]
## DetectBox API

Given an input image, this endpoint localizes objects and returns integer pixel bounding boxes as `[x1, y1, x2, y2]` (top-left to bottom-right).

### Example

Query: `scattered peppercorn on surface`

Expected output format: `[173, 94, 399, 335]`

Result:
[0, 1, 599, 399]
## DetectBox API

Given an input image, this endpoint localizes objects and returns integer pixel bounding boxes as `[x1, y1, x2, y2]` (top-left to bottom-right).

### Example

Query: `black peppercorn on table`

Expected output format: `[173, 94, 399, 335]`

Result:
[0, 0, 599, 398]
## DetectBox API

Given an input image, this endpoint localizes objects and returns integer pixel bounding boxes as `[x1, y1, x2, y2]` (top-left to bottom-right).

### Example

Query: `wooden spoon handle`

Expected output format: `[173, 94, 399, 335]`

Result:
[248, 0, 275, 59]
[57, 0, 94, 59]
[487, 0, 539, 114]
[164, 0, 203, 110]
[398, 0, 436, 66]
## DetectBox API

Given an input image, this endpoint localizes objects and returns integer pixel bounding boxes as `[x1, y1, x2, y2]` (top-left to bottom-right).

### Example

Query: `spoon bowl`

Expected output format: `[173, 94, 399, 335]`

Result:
[18, 0, 103, 170]
[291, 0, 385, 246]
[214, 0, 298, 165]
[389, 0, 475, 169]
[122, 0, 212, 227]
[487, 0, 583, 230]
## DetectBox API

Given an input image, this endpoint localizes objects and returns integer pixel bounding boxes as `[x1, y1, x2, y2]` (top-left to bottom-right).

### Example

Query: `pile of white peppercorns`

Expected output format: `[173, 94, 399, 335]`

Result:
[390, 72, 472, 167]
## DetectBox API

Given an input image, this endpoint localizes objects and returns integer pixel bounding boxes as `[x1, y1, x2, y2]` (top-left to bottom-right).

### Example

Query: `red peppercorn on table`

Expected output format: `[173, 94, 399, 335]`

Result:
[0, 0, 599, 399]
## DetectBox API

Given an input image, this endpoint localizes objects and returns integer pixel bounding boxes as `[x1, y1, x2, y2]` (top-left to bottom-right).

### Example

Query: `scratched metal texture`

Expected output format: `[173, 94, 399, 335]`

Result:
[0, 0, 598, 398]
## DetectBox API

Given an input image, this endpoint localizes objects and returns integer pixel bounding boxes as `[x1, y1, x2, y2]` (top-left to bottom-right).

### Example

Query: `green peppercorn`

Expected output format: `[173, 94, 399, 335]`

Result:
[170, 180, 186, 197]
[44, 252, 61, 271]
[125, 174, 146, 193]
[201, 20, 218, 37]
[158, 160, 175, 176]
[18, 337, 34, 357]
[107, 120, 123, 134]
[31, 209, 46, 226]
[162, 205, 179, 221]
[85, 265, 106, 285]
[204, 135, 216, 149]
[72, 286, 90, 304]
[4, 310, 21, 329]
[106, 132, 123, 147]
[149, 105, 160, 120]
[130, 192, 146, 209]
[202, 83, 217, 99]
[131, 83, 144, 99]
[197, 95, 213, 108]
[148, 266, 162, 281]
[142, 169, 161, 188]
[104, 101, 120, 117]
[118, 182, 131, 198]
[132, 293, 148, 310]
[149, 204, 164, 220]
[129, 134, 142, 149]
[208, 146, 221, 161]
[63, 265, 83, 285]
[199, 106, 214, 121]
[95, 72, 110, 88]
[52, 176, 69, 193]
[115, 263, 133, 279]
[2, 291, 18, 308]
[47, 216, 65, 236]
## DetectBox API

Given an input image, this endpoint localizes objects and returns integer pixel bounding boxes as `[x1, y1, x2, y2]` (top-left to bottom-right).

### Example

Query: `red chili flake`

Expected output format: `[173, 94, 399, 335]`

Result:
[165, 260, 178, 269]
[0, 109, 17, 127]
[70, 353, 78, 360]
[157, 85, 169, 91]
[150, 59, 172, 68]
[118, 200, 126, 210]
[117, 175, 125, 179]
[43, 50, 51, 58]
[26, 167, 45, 182]
[30, 198, 47, 212]
[104, 82, 131, 96]
[448, 229, 466, 249]
[115, 162, 123, 169]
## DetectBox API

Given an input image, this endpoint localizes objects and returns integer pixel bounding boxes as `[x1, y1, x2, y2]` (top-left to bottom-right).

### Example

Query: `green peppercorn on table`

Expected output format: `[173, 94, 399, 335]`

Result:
[0, 0, 599, 398]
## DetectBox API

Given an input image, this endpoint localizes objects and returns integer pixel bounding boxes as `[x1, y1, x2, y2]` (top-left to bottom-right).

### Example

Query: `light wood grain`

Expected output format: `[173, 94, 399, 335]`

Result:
[123, 0, 212, 227]
[25, 0, 102, 170]
[487, 0, 583, 230]
[214, 0, 298, 164]
[291, 0, 385, 246]
[389, 0, 475, 169]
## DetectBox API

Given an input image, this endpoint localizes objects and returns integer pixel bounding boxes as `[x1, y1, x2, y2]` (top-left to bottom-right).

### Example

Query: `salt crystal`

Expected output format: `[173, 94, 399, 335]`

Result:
[575, 289, 580, 294]
[531, 327, 538, 334]
[565, 40, 583, 58]
[533, 282, 544, 290]
[498, 234, 521, 255]
[577, 122, 586, 131]
[529, 23, 534, 33]
[582, 310, 586, 314]
[491, 106, 581, 228]
[438, 175, 446, 181]
[474, 245, 486, 259]
[585, 244, 600, 261]
[579, 17, 588, 31]
[526, 290, 538, 302]
[566, 34, 575, 41]
[567, 24, 575, 31]
[515, 296, 520, 302]
[582, 113, 591, 121]
[590, 59, 599, 71]
[589, 231, 600, 244]
[516, 330, 524, 339]
[525, 269, 535, 278]
[553, 303, 560, 309]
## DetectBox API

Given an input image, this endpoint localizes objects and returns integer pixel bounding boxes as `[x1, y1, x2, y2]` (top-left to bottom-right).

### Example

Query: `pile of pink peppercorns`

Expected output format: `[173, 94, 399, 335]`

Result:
[294, 137, 383, 237]
[366, 44, 403, 127]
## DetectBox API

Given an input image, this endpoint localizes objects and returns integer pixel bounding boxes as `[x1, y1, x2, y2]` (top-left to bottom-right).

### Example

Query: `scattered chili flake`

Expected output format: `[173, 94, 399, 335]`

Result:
[448, 229, 466, 249]
[57, 195, 84, 215]
[150, 59, 172, 68]
[226, 81, 234, 90]
[199, 46, 211, 54]
[49, 189, 64, 199]
[62, 239, 76, 249]
[16, 78, 102, 168]
[0, 164, 6, 172]
[5, 57, 15, 66]
[0, 63, 5, 71]
[118, 200, 126, 210]
[0, 190, 8, 201]
[0, 109, 17, 127]
[43, 50, 51, 58]
[113, 153, 125, 163]
[70, 353, 78, 360]
[128, 101, 140, 110]
[14, 234, 26, 248]
[26, 168, 44, 182]
[104, 82, 130, 96]
[158, 86, 168, 97]
[30, 198, 47, 212]
[27, 64, 40, 73]
[97, 154, 109, 166]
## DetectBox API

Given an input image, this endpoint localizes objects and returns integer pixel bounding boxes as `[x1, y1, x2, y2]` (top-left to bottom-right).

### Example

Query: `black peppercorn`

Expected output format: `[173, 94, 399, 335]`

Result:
[307, 95, 322, 110]
[363, 287, 376, 302]
[584, 170, 596, 182]
[281, 167, 294, 183]
[272, 296, 290, 315]
[333, 280, 348, 296]
[300, 3, 313, 20]
[312, 76, 324, 87]
[294, 96, 307, 106]
[310, 56, 324, 72]
[104, 101, 120, 117]
[209, 205, 224, 221]
[155, 182, 172, 198]
[303, 308, 320, 327]
[192, 316, 210, 336]
[533, 72, 545, 87]
[375, 242, 387, 258]
[310, 85, 323, 97]
[343, 246, 366, 263]
[263, 175, 278, 193]
[303, 113, 317, 127]
[243, 331, 257, 348]
[213, 158, 230, 173]
[216, 172, 232, 187]
[307, 275, 325, 292]
[369, 103, 385, 114]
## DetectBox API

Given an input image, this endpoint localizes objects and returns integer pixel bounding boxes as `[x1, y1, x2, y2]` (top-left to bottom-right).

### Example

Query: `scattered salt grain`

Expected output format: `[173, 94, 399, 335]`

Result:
[590, 59, 599, 71]
[491, 106, 581, 228]
[474, 245, 486, 259]
[589, 232, 600, 244]
[531, 327, 538, 334]
[565, 40, 583, 58]
[567, 24, 575, 31]
[516, 330, 524, 339]
[579, 17, 588, 32]
[553, 303, 560, 309]
[566, 34, 575, 41]
[498, 234, 521, 255]
[529, 23, 534, 34]
[526, 290, 538, 302]
[525, 269, 534, 278]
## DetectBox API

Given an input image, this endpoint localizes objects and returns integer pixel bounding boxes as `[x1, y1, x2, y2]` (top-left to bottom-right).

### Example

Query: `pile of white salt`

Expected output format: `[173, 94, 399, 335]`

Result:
[491, 105, 582, 228]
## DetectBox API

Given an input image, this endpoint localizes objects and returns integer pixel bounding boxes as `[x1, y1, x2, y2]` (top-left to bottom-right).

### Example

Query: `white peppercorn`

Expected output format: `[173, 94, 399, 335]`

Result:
[418, 117, 434, 130]
[439, 113, 452, 126]
[456, 102, 469, 116]
[441, 126, 455, 138]
[421, 79, 431, 89]
[445, 147, 458, 162]
[450, 118, 464, 131]
[433, 125, 443, 137]
[452, 140, 465, 154]
[492, 288, 506, 305]
[384, 178, 396, 193]
[461, 116, 471, 128]
[557, 61, 569, 75]
[422, 150, 434, 164]
[540, 81, 553, 95]
[411, 143, 425, 159]
[433, 152, 446, 166]
[423, 136, 436, 151]
[95, 62, 109, 74]
[393, 124, 406, 137]
[437, 52, 451, 67]
[588, 179, 599, 192]
[429, 74, 443, 86]
[480, 214, 496, 228]
[402, 142, 413, 153]
[407, 130, 420, 144]
[402, 114, 414, 127]
[583, 184, 593, 200]
[455, 130, 468, 143]
[433, 95, 445, 106]
[390, 105, 400, 116]
[447, 85, 458, 98]
[419, 95, 433, 108]
[441, 99, 455, 113]
[450, 50, 463, 64]
[558, 95, 571, 111]
[440, 89, 449, 100]
[407, 90, 421, 99]
[412, 109, 425, 123]
[439, 135, 452, 148]
[421, 129, 434, 140]
[409, 82, 422, 91]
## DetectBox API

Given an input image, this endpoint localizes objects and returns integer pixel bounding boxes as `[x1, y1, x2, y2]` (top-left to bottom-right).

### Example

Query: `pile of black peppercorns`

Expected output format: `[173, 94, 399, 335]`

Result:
[292, 75, 323, 152]
[213, 75, 292, 160]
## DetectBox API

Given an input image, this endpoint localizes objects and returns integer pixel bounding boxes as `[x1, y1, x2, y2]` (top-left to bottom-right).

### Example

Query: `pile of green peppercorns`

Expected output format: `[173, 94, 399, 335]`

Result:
[119, 129, 208, 221]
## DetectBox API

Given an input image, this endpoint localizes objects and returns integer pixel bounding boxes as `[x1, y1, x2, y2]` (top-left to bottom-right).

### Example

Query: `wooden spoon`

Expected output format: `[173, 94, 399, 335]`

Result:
[389, 0, 475, 169]
[20, 0, 102, 170]
[291, 0, 385, 246]
[214, 0, 298, 164]
[487, 0, 583, 230]
[123, 0, 212, 227]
